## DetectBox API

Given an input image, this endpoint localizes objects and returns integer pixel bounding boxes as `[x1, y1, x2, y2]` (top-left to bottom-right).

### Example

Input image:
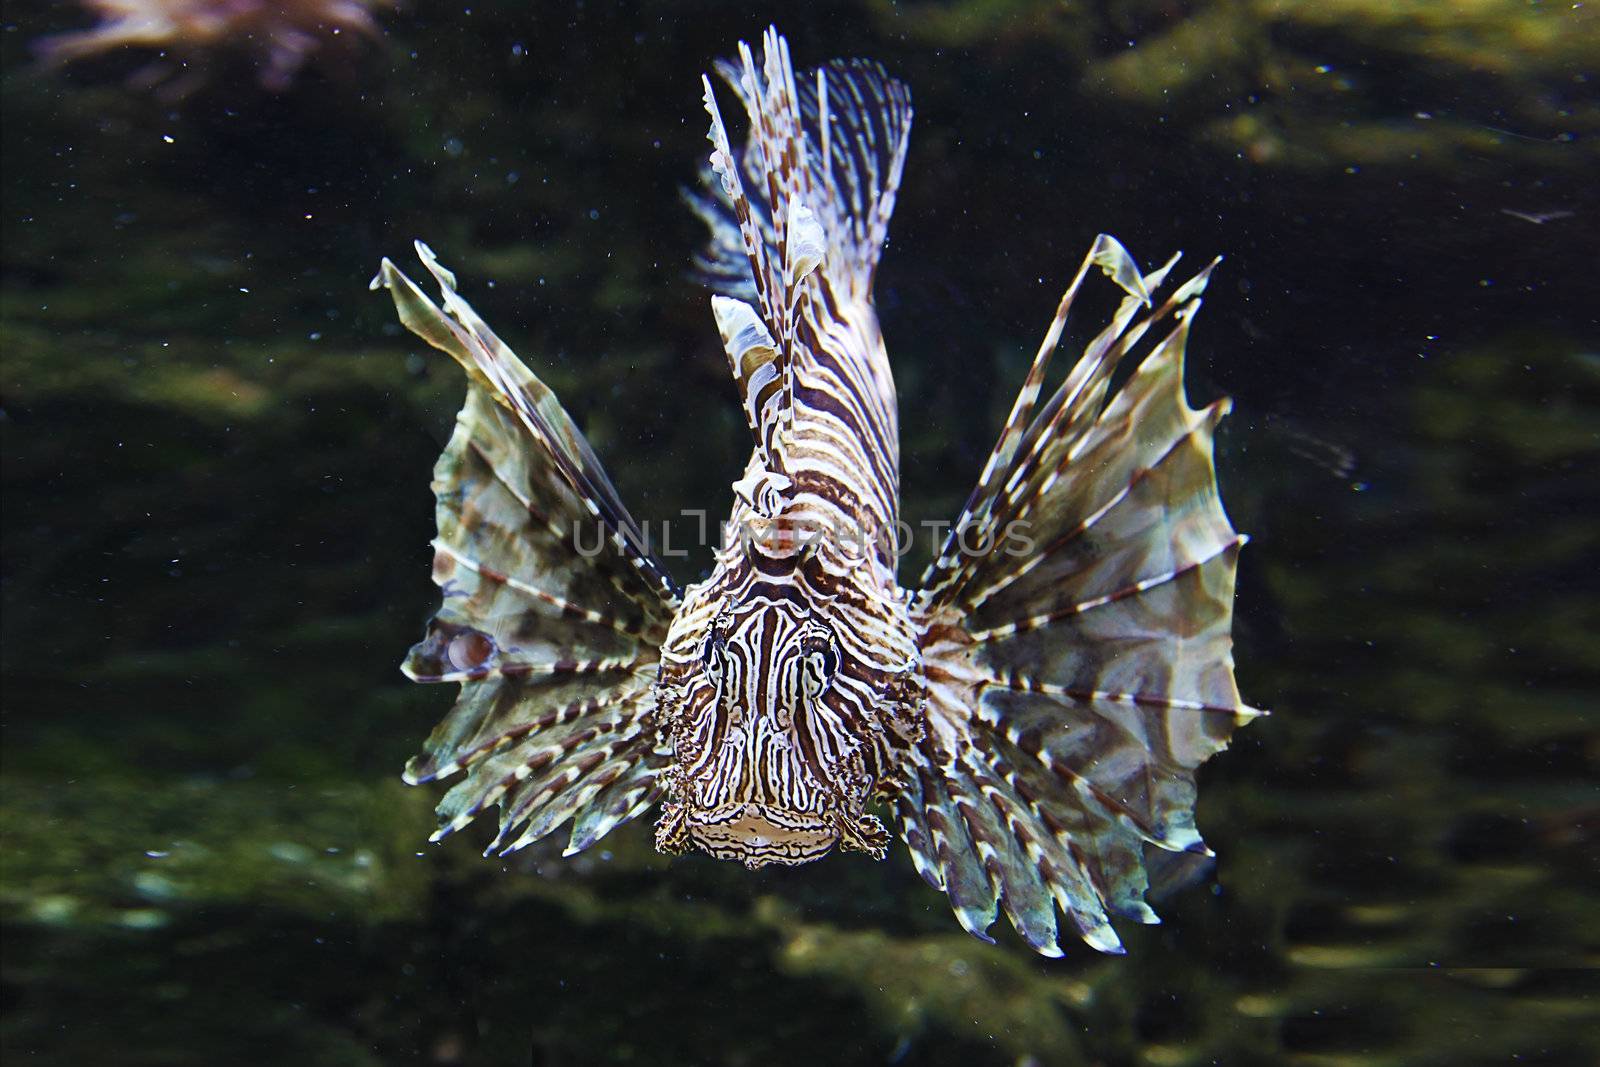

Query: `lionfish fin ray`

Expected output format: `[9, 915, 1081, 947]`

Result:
[374, 246, 679, 850]
[797, 55, 913, 297]
[690, 46, 913, 302]
[692, 29, 912, 473]
[918, 235, 1151, 601]
[905, 237, 1253, 955]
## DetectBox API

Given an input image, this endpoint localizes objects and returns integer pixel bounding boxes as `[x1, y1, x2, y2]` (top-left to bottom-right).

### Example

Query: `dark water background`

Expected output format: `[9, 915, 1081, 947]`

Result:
[2, 2, 1596, 1064]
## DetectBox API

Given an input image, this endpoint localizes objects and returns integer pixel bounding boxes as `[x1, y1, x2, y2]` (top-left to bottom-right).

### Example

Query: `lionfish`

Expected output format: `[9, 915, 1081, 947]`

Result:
[370, 28, 1258, 956]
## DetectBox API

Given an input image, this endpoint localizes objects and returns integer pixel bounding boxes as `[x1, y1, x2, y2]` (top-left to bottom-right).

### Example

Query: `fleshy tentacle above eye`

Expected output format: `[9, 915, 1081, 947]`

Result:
[907, 238, 1261, 955]
[372, 245, 680, 857]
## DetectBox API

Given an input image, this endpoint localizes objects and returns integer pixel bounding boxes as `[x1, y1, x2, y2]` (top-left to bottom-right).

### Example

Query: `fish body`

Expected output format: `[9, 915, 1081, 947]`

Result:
[371, 28, 1257, 955]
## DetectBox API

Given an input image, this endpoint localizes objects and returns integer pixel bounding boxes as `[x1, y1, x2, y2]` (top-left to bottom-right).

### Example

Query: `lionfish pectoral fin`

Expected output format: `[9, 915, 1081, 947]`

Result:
[903, 238, 1257, 956]
[374, 244, 681, 856]
[835, 810, 891, 859]
[653, 799, 692, 854]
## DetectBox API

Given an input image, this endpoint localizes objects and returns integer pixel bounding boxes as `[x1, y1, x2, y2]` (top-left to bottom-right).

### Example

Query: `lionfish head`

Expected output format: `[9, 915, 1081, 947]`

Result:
[654, 589, 898, 869]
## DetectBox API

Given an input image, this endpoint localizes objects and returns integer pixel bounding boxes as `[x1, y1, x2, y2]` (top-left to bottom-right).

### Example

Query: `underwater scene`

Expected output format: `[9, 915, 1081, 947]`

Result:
[1, 2, 1596, 1064]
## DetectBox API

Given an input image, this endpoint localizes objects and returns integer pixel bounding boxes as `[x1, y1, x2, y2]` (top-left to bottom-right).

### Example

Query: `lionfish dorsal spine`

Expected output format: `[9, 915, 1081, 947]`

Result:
[696, 27, 913, 530]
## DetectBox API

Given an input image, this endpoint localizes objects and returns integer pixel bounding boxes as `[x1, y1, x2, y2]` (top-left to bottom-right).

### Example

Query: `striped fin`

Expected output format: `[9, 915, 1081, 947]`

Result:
[914, 760, 1001, 941]
[918, 234, 1161, 606]
[426, 677, 654, 845]
[693, 28, 912, 480]
[697, 29, 821, 465]
[694, 40, 912, 304]
[700, 66, 784, 352]
[375, 241, 680, 607]
[372, 244, 680, 853]
[563, 758, 664, 856]
[796, 57, 913, 298]
[907, 237, 1258, 954]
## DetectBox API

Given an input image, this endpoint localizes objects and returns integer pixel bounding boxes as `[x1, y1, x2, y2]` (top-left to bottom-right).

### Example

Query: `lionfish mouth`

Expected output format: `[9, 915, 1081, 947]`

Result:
[687, 803, 839, 869]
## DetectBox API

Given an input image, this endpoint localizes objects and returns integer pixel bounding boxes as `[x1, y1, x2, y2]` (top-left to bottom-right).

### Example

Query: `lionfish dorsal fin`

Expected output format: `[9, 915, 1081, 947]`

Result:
[700, 66, 784, 354]
[696, 28, 913, 480]
[694, 30, 912, 306]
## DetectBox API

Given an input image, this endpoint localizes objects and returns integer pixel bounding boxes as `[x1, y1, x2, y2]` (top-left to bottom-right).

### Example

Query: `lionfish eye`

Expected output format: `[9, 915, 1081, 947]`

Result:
[800, 642, 838, 698]
[702, 629, 726, 683]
